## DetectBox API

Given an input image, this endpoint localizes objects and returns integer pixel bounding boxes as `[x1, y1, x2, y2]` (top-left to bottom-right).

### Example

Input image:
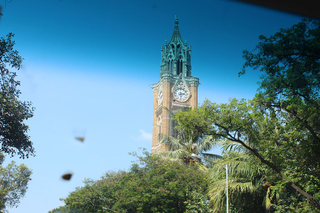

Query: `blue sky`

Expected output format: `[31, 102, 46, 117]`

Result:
[0, 0, 304, 212]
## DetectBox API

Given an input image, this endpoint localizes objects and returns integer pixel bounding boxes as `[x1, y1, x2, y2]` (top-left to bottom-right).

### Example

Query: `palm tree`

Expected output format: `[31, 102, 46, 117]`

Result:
[158, 126, 220, 165]
[207, 141, 267, 212]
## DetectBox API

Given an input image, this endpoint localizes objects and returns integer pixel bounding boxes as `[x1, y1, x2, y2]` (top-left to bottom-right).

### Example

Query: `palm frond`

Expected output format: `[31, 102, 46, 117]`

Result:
[220, 140, 244, 153]
[201, 153, 222, 160]
[160, 134, 185, 151]
[159, 123, 222, 167]
[155, 150, 190, 159]
[208, 178, 227, 212]
[197, 136, 216, 152]
[228, 178, 256, 193]
[207, 151, 264, 211]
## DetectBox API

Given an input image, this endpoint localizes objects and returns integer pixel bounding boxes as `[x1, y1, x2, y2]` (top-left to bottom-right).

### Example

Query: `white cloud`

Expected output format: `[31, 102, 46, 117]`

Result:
[132, 129, 152, 142]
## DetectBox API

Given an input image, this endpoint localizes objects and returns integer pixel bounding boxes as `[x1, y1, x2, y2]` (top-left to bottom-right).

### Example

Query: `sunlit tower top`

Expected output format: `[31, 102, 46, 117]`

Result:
[151, 18, 199, 154]
[160, 17, 192, 77]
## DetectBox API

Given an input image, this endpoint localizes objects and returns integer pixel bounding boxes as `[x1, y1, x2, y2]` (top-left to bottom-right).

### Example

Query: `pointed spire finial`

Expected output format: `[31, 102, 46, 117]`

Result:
[175, 16, 179, 26]
[169, 16, 182, 44]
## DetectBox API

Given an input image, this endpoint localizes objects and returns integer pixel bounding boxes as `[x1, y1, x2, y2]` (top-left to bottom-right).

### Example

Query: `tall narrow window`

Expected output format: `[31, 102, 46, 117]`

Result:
[167, 60, 173, 72]
[177, 60, 180, 75]
[177, 59, 183, 75]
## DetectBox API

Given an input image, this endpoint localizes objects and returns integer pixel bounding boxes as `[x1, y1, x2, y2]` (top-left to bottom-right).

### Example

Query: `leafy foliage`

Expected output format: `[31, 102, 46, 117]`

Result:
[240, 19, 320, 105]
[52, 150, 210, 213]
[158, 111, 220, 165]
[0, 152, 32, 211]
[178, 98, 320, 211]
[173, 18, 320, 212]
[241, 19, 320, 170]
[207, 150, 266, 213]
[48, 206, 85, 213]
[184, 188, 214, 213]
[0, 33, 34, 158]
[241, 18, 320, 210]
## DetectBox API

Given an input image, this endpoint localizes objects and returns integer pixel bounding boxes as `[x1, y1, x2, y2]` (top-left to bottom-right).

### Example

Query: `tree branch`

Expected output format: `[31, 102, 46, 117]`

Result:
[282, 107, 320, 142]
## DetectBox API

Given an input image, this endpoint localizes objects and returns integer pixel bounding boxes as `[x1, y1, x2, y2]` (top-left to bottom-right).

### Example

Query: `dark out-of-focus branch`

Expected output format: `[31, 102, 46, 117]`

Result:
[235, 0, 320, 19]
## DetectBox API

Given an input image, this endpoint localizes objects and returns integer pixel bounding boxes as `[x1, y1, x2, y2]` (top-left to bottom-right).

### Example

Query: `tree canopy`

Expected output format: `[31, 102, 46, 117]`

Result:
[50, 150, 211, 213]
[174, 19, 320, 211]
[0, 152, 32, 211]
[240, 19, 320, 105]
[241, 19, 320, 169]
[0, 33, 35, 158]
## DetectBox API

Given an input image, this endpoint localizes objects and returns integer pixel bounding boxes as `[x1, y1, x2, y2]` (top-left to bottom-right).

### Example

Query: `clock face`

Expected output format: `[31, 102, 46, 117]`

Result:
[174, 88, 187, 101]
[157, 91, 163, 104]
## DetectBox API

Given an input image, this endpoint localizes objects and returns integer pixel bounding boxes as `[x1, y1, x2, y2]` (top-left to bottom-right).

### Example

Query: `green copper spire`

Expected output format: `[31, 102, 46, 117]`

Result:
[160, 18, 192, 77]
[169, 17, 183, 45]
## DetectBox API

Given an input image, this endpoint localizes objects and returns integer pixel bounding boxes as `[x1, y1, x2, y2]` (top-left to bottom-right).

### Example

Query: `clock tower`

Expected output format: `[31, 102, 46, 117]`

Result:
[151, 18, 199, 153]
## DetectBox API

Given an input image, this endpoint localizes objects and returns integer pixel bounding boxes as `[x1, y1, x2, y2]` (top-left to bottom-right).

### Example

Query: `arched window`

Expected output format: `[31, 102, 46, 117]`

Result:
[177, 57, 183, 75]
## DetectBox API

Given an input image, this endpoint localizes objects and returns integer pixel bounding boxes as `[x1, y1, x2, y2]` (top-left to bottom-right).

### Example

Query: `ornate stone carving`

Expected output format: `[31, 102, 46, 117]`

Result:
[152, 82, 160, 92]
[171, 74, 191, 102]
[186, 77, 200, 87]
[161, 73, 173, 83]
[155, 104, 163, 116]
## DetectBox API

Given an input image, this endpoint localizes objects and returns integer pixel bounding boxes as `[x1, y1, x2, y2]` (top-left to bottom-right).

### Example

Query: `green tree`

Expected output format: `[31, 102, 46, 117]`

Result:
[60, 173, 125, 213]
[240, 18, 320, 210]
[0, 152, 32, 211]
[114, 152, 208, 213]
[0, 33, 35, 158]
[240, 19, 320, 167]
[172, 19, 320, 211]
[159, 111, 219, 164]
[175, 97, 320, 212]
[53, 150, 210, 213]
[159, 129, 218, 164]
[207, 142, 267, 212]
[214, 98, 317, 210]
[184, 188, 214, 213]
[49, 206, 85, 213]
